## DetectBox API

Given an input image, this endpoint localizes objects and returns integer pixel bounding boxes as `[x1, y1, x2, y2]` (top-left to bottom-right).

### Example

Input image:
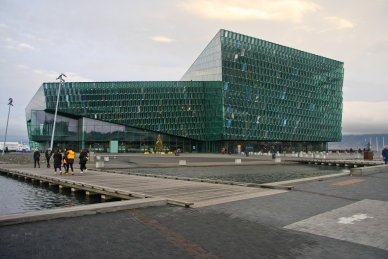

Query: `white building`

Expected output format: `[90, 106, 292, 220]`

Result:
[0, 142, 31, 152]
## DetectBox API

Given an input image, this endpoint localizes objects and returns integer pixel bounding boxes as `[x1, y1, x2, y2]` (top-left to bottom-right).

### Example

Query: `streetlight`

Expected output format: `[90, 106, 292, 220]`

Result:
[50, 73, 66, 151]
[2, 98, 13, 156]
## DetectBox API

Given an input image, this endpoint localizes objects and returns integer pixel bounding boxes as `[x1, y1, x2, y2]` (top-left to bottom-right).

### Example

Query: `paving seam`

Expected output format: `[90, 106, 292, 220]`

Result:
[364, 175, 388, 179]
[129, 209, 220, 259]
[293, 189, 360, 201]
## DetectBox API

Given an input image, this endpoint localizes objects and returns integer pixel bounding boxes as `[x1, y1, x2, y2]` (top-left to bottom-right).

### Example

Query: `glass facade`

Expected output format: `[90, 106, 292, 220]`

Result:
[181, 29, 344, 143]
[27, 110, 204, 153]
[25, 29, 344, 153]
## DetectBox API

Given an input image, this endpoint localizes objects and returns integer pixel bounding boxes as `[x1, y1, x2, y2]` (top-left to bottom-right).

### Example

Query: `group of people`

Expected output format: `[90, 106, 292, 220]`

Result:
[33, 147, 89, 175]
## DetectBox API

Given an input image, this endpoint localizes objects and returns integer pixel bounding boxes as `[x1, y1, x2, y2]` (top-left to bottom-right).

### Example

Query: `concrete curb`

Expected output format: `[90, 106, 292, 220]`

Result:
[351, 165, 388, 176]
[261, 172, 350, 187]
[0, 197, 167, 226]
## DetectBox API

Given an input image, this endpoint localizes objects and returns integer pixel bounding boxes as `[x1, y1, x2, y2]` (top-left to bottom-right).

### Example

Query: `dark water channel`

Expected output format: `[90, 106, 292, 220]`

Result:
[122, 164, 347, 184]
[0, 174, 111, 216]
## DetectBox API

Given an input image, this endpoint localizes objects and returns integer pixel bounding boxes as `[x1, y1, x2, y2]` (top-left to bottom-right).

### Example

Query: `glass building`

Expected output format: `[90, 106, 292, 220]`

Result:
[26, 29, 344, 153]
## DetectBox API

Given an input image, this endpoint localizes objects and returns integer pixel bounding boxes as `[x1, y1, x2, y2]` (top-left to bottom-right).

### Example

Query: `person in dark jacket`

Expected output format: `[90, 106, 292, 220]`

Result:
[62, 148, 67, 173]
[33, 149, 40, 168]
[79, 148, 88, 173]
[45, 148, 53, 168]
[53, 148, 63, 175]
[382, 145, 388, 164]
[272, 147, 277, 159]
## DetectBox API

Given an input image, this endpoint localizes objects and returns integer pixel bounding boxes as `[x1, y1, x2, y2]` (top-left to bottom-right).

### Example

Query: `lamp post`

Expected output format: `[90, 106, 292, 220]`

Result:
[50, 73, 66, 151]
[2, 98, 13, 156]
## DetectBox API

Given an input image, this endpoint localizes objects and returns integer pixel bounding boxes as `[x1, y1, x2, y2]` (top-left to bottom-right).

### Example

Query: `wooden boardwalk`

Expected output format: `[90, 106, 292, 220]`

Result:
[0, 164, 287, 208]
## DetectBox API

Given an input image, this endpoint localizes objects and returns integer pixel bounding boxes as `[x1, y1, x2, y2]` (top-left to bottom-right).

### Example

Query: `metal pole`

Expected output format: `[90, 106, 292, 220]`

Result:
[50, 74, 66, 150]
[2, 99, 13, 156]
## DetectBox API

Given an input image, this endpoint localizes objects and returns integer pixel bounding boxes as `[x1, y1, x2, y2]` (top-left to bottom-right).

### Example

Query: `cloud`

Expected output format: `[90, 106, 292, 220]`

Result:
[17, 64, 30, 69]
[32, 69, 93, 82]
[151, 36, 175, 43]
[18, 43, 35, 50]
[0, 115, 29, 142]
[0, 24, 8, 29]
[342, 102, 387, 134]
[2, 39, 35, 50]
[324, 16, 354, 30]
[293, 25, 314, 31]
[179, 0, 319, 23]
[65, 72, 94, 82]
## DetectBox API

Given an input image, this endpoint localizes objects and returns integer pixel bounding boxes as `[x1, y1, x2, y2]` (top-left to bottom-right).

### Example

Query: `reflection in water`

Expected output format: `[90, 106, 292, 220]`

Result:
[0, 175, 102, 215]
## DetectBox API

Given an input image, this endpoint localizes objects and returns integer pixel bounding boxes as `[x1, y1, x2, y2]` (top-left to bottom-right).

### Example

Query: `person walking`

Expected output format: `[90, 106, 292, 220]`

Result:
[53, 148, 63, 175]
[65, 147, 75, 175]
[79, 148, 88, 173]
[382, 145, 388, 165]
[45, 148, 52, 168]
[33, 149, 40, 168]
[62, 148, 67, 173]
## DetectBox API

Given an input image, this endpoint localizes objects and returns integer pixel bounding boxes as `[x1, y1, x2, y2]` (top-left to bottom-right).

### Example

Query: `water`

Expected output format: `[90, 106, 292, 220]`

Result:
[122, 164, 347, 184]
[0, 174, 104, 215]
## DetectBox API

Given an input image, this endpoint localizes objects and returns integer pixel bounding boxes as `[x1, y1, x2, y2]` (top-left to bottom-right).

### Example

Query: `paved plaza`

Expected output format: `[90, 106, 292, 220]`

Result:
[0, 154, 387, 258]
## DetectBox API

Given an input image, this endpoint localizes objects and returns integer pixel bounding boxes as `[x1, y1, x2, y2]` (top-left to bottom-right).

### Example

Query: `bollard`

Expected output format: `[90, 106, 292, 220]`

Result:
[96, 160, 104, 168]
[275, 158, 281, 163]
[104, 156, 109, 162]
[89, 152, 94, 162]
[179, 160, 186, 166]
[235, 159, 241, 164]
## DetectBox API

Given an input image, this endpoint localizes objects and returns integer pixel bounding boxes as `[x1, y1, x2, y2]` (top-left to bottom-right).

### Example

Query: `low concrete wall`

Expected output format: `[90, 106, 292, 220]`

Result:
[0, 198, 168, 226]
[351, 165, 388, 176]
[261, 172, 350, 187]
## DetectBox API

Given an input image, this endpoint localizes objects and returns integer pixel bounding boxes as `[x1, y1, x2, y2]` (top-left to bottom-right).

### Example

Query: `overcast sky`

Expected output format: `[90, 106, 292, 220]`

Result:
[0, 0, 387, 143]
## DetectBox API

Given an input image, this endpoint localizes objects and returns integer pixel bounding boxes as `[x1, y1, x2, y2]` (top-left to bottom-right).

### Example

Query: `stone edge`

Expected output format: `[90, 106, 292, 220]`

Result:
[0, 197, 167, 226]
[351, 165, 388, 176]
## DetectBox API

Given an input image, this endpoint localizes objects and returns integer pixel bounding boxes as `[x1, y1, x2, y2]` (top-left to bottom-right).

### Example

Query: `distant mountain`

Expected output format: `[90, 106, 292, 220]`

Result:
[329, 134, 387, 150]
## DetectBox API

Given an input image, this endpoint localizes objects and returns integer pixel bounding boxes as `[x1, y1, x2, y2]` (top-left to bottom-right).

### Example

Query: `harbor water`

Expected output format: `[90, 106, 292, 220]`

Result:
[0, 174, 103, 215]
